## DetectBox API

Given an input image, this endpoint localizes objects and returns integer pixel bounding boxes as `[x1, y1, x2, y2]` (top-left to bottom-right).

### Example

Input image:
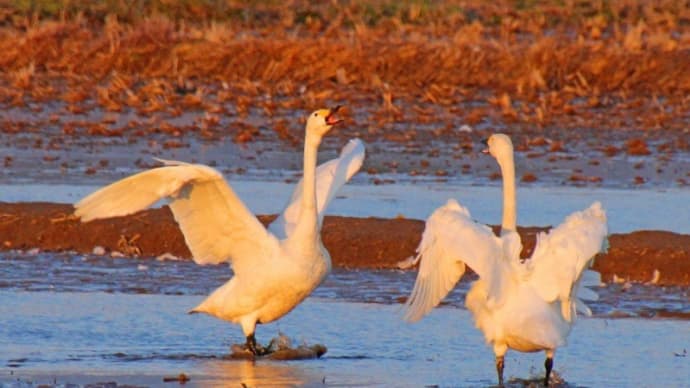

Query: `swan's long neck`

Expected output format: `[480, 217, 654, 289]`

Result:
[293, 132, 321, 243]
[497, 150, 517, 234]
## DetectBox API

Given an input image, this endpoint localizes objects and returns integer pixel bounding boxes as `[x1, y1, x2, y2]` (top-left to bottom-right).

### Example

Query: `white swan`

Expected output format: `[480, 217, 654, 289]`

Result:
[74, 107, 365, 355]
[403, 134, 607, 386]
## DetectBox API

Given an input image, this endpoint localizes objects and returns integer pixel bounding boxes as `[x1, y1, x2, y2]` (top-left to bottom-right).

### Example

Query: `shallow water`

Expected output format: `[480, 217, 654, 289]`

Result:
[2, 293, 689, 387]
[1, 252, 689, 387]
[1, 252, 688, 320]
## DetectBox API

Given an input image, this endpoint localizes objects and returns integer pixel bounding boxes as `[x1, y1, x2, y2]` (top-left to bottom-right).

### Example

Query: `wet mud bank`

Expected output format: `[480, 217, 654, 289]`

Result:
[1, 202, 688, 286]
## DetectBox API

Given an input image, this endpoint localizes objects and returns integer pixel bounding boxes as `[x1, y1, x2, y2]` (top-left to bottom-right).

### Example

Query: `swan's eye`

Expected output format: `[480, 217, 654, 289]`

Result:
[313, 113, 317, 117]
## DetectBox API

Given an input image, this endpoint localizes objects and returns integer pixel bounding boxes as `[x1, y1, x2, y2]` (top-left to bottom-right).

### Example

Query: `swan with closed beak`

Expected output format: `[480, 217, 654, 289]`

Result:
[403, 134, 607, 386]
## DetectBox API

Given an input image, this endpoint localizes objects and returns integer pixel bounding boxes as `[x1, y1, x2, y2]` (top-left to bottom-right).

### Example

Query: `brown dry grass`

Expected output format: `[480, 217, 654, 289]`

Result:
[1, 1, 689, 154]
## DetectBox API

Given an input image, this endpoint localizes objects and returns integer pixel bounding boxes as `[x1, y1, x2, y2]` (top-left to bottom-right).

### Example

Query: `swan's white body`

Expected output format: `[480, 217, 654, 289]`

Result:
[404, 134, 607, 385]
[75, 108, 365, 352]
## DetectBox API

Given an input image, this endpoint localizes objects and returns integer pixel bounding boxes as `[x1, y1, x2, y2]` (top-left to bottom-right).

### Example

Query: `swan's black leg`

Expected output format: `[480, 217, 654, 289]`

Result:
[544, 356, 553, 386]
[496, 355, 505, 387]
[246, 333, 265, 356]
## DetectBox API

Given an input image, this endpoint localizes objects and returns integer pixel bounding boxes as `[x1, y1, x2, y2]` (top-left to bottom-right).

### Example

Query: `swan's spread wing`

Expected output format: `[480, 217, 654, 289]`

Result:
[74, 163, 199, 221]
[528, 201, 608, 320]
[75, 162, 275, 269]
[167, 171, 278, 269]
[403, 199, 504, 322]
[269, 139, 365, 239]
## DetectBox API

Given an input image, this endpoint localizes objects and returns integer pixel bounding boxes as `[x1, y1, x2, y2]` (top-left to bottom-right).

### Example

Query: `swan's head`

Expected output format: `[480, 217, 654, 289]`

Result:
[305, 106, 343, 138]
[482, 133, 514, 161]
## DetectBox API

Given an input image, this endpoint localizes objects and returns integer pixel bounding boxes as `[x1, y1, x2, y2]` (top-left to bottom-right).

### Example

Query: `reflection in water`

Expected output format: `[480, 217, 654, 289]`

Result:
[198, 359, 324, 387]
[1, 292, 689, 387]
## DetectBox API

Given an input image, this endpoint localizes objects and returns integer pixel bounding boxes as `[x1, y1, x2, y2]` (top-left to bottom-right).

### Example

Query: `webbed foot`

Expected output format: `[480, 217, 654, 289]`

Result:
[246, 333, 268, 356]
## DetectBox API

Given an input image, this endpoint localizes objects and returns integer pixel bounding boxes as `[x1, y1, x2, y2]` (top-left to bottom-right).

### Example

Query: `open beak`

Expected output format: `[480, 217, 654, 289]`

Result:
[326, 105, 344, 126]
[481, 138, 490, 154]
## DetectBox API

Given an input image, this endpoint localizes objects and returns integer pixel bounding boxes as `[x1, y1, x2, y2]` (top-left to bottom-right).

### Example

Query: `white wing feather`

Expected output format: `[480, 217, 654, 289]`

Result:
[269, 139, 365, 239]
[527, 201, 608, 319]
[74, 163, 201, 221]
[74, 162, 276, 271]
[403, 199, 505, 322]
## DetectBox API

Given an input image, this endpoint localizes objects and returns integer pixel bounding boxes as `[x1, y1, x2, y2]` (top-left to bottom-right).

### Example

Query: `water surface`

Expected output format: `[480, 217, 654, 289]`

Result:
[1, 181, 689, 233]
[2, 292, 688, 388]
[1, 252, 688, 387]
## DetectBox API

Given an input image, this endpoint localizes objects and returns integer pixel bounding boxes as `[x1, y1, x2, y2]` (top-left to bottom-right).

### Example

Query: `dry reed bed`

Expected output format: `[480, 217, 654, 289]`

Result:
[1, 1, 689, 173]
[3, 15, 690, 93]
[2, 11, 690, 112]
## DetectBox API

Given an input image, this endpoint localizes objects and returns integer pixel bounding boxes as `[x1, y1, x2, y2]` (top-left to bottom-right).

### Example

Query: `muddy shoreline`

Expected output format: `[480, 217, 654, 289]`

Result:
[1, 202, 688, 286]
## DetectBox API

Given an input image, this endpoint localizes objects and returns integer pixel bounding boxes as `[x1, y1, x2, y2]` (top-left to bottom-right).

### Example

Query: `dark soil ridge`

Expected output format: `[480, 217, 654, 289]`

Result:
[1, 202, 688, 286]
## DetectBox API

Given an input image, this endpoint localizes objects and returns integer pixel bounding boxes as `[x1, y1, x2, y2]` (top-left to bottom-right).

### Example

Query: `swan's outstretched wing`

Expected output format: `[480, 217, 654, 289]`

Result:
[403, 199, 506, 322]
[74, 161, 276, 271]
[527, 201, 608, 321]
[269, 139, 365, 239]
